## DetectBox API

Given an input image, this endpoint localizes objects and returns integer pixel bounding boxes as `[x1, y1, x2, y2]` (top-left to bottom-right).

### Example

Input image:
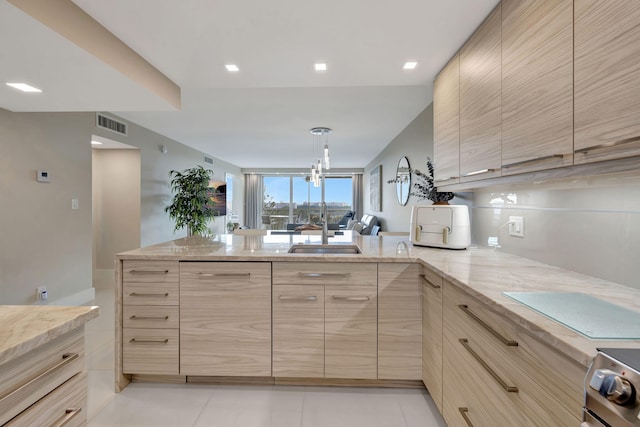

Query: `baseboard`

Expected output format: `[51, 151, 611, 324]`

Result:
[47, 287, 96, 306]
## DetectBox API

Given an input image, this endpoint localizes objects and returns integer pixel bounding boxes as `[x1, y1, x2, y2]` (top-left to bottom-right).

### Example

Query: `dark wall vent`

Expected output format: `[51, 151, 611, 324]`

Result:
[96, 113, 127, 136]
[204, 156, 214, 164]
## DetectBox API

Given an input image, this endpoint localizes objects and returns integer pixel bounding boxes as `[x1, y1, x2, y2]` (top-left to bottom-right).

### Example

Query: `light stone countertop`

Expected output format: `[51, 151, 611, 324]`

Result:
[117, 232, 640, 367]
[0, 305, 99, 366]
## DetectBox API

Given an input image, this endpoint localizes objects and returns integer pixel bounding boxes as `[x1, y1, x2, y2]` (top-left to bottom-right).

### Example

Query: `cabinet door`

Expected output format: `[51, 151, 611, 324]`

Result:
[501, 0, 573, 175]
[574, 1, 640, 164]
[433, 54, 460, 186]
[325, 284, 377, 379]
[272, 284, 324, 378]
[180, 262, 271, 376]
[459, 4, 502, 182]
[378, 263, 421, 380]
[421, 268, 443, 413]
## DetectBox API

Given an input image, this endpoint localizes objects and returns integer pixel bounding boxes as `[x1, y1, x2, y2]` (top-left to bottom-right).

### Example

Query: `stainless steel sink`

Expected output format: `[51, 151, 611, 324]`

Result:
[287, 244, 362, 254]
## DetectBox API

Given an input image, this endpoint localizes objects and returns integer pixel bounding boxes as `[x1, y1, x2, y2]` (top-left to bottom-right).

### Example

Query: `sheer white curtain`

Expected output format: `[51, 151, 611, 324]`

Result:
[352, 173, 363, 220]
[244, 174, 262, 229]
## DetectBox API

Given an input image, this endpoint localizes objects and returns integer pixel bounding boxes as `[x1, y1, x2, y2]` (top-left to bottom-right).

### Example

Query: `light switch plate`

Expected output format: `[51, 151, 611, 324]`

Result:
[509, 216, 524, 237]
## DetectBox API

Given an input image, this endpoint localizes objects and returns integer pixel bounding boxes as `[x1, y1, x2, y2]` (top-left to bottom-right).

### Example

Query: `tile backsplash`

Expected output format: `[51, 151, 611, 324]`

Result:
[470, 172, 640, 291]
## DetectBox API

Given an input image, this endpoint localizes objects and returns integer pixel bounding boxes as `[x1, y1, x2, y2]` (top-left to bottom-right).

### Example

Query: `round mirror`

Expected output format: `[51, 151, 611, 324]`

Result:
[396, 156, 411, 206]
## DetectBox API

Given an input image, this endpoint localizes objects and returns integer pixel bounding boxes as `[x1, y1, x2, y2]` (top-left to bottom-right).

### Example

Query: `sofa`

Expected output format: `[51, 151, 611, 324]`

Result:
[347, 214, 379, 235]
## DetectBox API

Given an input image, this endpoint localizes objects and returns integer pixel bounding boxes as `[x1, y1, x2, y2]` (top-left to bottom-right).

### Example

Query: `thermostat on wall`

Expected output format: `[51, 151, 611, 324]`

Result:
[36, 170, 51, 183]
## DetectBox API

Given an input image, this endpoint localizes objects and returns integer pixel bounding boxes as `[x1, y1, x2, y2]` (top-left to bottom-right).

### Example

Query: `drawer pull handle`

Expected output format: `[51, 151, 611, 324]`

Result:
[331, 296, 370, 301]
[502, 154, 564, 169]
[459, 338, 518, 393]
[53, 407, 82, 427]
[278, 295, 317, 302]
[458, 408, 474, 427]
[129, 338, 169, 344]
[0, 353, 79, 404]
[129, 292, 169, 297]
[197, 272, 251, 278]
[129, 315, 170, 320]
[129, 269, 169, 275]
[420, 275, 441, 289]
[458, 304, 518, 346]
[462, 168, 498, 177]
[575, 135, 640, 154]
[299, 273, 351, 278]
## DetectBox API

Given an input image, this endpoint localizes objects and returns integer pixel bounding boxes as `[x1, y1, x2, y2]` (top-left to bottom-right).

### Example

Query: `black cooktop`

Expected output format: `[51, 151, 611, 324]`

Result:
[598, 348, 640, 371]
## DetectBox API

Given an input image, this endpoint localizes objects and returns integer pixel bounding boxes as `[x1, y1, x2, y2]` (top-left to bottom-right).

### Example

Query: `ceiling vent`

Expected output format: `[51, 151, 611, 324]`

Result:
[204, 156, 214, 165]
[96, 113, 127, 136]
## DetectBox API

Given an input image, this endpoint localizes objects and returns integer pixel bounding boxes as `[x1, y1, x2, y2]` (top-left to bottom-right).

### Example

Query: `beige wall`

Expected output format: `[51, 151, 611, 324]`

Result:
[363, 104, 471, 232]
[362, 105, 433, 232]
[92, 113, 243, 246]
[92, 149, 141, 270]
[1, 108, 242, 305]
[0, 109, 94, 305]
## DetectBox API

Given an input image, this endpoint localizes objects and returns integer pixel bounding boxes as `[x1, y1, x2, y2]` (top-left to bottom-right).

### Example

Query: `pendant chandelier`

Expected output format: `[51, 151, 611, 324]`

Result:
[309, 127, 331, 187]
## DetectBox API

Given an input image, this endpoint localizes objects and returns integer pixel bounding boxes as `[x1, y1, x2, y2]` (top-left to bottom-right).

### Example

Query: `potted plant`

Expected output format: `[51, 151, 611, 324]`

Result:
[410, 157, 454, 204]
[165, 165, 215, 235]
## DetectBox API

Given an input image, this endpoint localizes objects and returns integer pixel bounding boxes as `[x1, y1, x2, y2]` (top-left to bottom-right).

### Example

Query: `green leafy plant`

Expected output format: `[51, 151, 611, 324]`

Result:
[165, 166, 215, 235]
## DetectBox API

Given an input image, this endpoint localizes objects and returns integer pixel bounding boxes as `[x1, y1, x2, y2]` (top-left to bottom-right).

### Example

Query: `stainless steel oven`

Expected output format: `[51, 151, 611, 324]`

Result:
[584, 348, 640, 427]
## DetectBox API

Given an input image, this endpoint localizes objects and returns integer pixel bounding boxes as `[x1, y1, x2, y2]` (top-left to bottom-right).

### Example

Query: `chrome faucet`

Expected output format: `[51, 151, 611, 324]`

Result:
[321, 201, 329, 244]
[320, 172, 329, 244]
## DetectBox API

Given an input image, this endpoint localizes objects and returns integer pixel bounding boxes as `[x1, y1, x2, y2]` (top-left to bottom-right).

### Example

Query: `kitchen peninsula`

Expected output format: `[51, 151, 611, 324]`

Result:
[115, 232, 640, 426]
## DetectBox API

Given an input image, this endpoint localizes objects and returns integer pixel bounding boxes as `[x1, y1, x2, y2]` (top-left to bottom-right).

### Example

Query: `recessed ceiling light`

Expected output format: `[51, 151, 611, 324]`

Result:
[314, 62, 327, 72]
[6, 82, 42, 92]
[91, 140, 103, 145]
[225, 64, 239, 72]
[403, 61, 418, 70]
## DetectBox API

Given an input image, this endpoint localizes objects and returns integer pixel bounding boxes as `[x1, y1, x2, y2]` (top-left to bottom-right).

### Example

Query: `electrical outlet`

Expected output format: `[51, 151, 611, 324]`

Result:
[509, 216, 524, 237]
[36, 286, 48, 301]
[71, 199, 79, 210]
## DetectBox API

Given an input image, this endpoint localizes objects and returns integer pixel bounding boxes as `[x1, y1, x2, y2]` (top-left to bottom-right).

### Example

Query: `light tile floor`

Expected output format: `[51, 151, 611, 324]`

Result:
[86, 271, 448, 427]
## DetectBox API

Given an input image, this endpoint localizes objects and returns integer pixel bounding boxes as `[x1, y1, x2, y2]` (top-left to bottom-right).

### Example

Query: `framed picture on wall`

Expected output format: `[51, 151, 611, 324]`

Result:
[370, 165, 382, 212]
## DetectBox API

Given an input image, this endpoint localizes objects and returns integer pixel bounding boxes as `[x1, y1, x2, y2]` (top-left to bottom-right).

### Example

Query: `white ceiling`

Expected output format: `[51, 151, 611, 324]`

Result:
[1, 0, 500, 169]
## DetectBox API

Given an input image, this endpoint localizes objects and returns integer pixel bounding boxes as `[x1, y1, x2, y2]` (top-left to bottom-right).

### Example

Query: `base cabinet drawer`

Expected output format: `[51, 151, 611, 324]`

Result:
[443, 282, 584, 426]
[5, 372, 87, 427]
[123, 328, 179, 374]
[0, 329, 84, 426]
[123, 306, 179, 329]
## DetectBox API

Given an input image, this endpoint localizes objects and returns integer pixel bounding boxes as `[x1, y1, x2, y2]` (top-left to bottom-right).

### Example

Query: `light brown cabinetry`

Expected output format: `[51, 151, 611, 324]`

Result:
[574, 0, 640, 164]
[433, 54, 460, 186]
[442, 281, 584, 426]
[378, 263, 421, 380]
[325, 284, 377, 379]
[272, 284, 324, 377]
[0, 328, 86, 426]
[501, 0, 573, 175]
[459, 4, 502, 182]
[122, 260, 180, 375]
[180, 262, 272, 376]
[272, 262, 377, 379]
[421, 267, 443, 412]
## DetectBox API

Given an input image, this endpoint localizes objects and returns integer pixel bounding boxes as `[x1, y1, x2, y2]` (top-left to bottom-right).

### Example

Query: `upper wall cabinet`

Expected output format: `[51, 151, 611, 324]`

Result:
[574, 1, 640, 164]
[433, 55, 460, 186]
[500, 0, 573, 175]
[459, 4, 502, 183]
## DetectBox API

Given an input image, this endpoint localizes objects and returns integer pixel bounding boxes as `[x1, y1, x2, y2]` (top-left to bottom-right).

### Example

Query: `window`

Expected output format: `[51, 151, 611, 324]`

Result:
[262, 175, 352, 230]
